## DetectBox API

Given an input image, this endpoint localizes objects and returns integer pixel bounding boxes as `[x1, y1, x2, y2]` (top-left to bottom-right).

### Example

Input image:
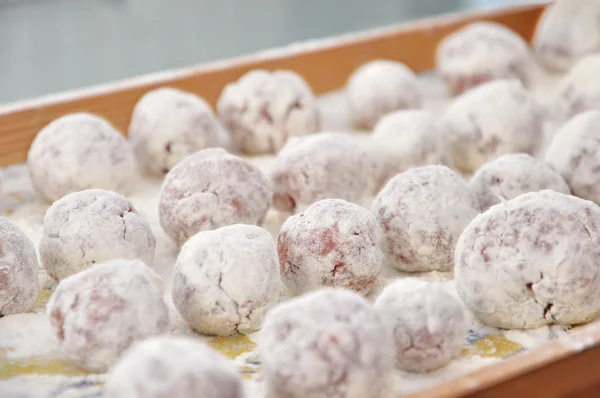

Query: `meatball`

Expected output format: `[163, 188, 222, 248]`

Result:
[346, 59, 421, 129]
[260, 288, 394, 398]
[104, 335, 242, 398]
[47, 259, 168, 371]
[172, 224, 280, 336]
[374, 278, 467, 372]
[442, 79, 543, 173]
[27, 113, 136, 202]
[436, 22, 531, 95]
[159, 148, 271, 246]
[278, 199, 382, 295]
[557, 54, 600, 118]
[470, 153, 571, 211]
[271, 132, 370, 212]
[0, 217, 38, 317]
[217, 69, 320, 154]
[455, 190, 600, 329]
[128, 87, 228, 176]
[39, 189, 156, 281]
[372, 165, 479, 272]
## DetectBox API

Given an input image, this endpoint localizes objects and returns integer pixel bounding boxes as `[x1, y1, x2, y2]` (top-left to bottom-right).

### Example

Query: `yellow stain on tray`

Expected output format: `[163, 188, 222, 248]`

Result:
[29, 289, 52, 312]
[207, 335, 257, 360]
[463, 334, 523, 358]
[0, 356, 89, 379]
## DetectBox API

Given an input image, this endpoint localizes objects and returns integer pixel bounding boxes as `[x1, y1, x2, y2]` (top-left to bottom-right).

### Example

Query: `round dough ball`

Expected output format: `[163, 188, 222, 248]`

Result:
[159, 148, 271, 246]
[557, 54, 600, 118]
[128, 87, 227, 176]
[39, 189, 156, 281]
[278, 199, 382, 295]
[374, 278, 467, 372]
[442, 79, 543, 173]
[372, 165, 479, 272]
[0, 217, 38, 316]
[456, 190, 600, 329]
[371, 109, 451, 189]
[27, 113, 136, 202]
[545, 110, 600, 204]
[533, 0, 600, 72]
[436, 22, 531, 95]
[260, 288, 394, 398]
[271, 132, 370, 212]
[470, 153, 571, 211]
[172, 224, 279, 336]
[217, 69, 320, 154]
[104, 335, 242, 398]
[47, 259, 168, 371]
[347, 59, 421, 129]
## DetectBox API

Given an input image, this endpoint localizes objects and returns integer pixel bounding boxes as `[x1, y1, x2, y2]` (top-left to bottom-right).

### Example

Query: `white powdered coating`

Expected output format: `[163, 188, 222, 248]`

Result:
[171, 224, 280, 336]
[158, 148, 271, 246]
[39, 189, 156, 281]
[217, 69, 320, 154]
[442, 79, 544, 173]
[346, 60, 421, 129]
[0, 384, 49, 398]
[545, 111, 600, 205]
[375, 278, 467, 373]
[47, 259, 169, 372]
[533, 0, 600, 72]
[27, 113, 136, 202]
[556, 54, 600, 118]
[0, 217, 38, 316]
[370, 109, 451, 190]
[277, 199, 383, 295]
[128, 87, 228, 176]
[372, 165, 479, 272]
[270, 132, 370, 212]
[436, 22, 531, 95]
[260, 289, 394, 398]
[455, 190, 600, 329]
[104, 335, 242, 398]
[470, 153, 571, 211]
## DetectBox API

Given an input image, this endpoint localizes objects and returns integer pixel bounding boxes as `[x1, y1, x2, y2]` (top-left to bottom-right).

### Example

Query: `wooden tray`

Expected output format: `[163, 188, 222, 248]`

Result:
[3, 2, 600, 397]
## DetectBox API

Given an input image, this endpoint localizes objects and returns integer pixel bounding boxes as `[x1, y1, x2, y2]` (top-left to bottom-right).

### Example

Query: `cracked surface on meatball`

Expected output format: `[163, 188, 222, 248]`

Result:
[171, 224, 279, 336]
[278, 199, 382, 295]
[27, 113, 136, 202]
[159, 148, 271, 246]
[47, 259, 168, 371]
[39, 189, 156, 281]
[260, 289, 394, 398]
[217, 69, 320, 154]
[455, 190, 600, 329]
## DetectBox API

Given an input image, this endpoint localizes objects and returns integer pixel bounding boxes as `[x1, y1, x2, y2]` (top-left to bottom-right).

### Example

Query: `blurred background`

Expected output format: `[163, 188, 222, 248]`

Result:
[0, 0, 540, 105]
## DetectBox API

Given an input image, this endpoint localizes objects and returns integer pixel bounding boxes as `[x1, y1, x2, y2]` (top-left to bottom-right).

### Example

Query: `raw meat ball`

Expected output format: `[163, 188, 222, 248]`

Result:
[104, 335, 242, 398]
[172, 224, 279, 336]
[470, 153, 571, 211]
[271, 132, 370, 212]
[347, 59, 421, 129]
[0, 217, 38, 316]
[456, 190, 600, 329]
[39, 189, 156, 281]
[374, 279, 467, 372]
[128, 87, 228, 176]
[260, 288, 394, 398]
[47, 259, 168, 371]
[545, 111, 600, 204]
[278, 199, 382, 295]
[436, 22, 531, 95]
[27, 113, 136, 202]
[372, 165, 479, 272]
[371, 109, 451, 189]
[217, 69, 320, 154]
[442, 79, 543, 173]
[159, 148, 271, 246]
[533, 0, 600, 72]
[557, 54, 600, 118]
